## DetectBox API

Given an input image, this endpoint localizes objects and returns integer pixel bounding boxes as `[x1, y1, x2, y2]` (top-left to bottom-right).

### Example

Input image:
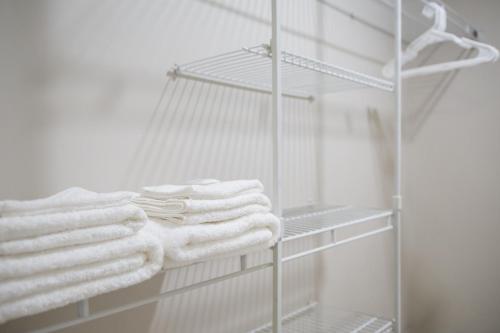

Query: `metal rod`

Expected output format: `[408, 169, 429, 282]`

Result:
[31, 262, 272, 333]
[272, 243, 282, 333]
[76, 299, 89, 318]
[240, 255, 247, 271]
[394, 0, 403, 332]
[352, 317, 378, 333]
[283, 210, 393, 242]
[318, 0, 395, 39]
[271, 1, 283, 332]
[374, 321, 394, 333]
[283, 225, 394, 263]
[167, 70, 312, 101]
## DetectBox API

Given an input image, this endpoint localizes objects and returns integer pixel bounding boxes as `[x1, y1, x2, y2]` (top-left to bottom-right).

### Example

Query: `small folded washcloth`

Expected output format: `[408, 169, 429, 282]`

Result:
[144, 212, 280, 268]
[133, 192, 271, 224]
[142, 179, 264, 200]
[0, 187, 137, 217]
[0, 232, 163, 324]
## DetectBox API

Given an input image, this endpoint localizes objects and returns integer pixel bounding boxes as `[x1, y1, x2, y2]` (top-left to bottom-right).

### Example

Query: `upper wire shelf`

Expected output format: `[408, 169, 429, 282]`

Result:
[168, 44, 394, 99]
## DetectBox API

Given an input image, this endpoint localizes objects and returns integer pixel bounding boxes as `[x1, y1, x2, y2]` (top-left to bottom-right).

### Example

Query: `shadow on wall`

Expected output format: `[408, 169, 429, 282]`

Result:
[1, 74, 321, 333]
[122, 76, 319, 207]
[197, 0, 386, 65]
[403, 47, 473, 141]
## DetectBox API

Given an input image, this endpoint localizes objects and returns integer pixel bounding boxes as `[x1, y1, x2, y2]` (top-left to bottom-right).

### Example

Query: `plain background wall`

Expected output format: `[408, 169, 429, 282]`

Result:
[403, 1, 500, 332]
[0, 0, 499, 332]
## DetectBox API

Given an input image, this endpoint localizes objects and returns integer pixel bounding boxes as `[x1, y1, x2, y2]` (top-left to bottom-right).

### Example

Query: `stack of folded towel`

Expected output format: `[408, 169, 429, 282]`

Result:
[0, 187, 163, 324]
[134, 179, 280, 268]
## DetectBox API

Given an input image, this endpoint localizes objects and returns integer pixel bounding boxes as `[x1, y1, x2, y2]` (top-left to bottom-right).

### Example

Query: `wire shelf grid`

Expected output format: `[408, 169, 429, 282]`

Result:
[283, 205, 393, 242]
[251, 303, 393, 333]
[169, 45, 394, 98]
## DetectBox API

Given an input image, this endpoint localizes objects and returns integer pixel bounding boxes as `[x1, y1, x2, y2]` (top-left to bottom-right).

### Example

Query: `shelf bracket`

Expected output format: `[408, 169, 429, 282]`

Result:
[77, 299, 89, 318]
[166, 65, 180, 80]
[392, 195, 402, 212]
[240, 255, 247, 271]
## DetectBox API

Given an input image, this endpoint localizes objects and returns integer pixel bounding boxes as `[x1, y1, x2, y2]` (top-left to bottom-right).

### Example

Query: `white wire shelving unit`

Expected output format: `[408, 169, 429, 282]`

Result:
[12, 0, 410, 332]
[3, 0, 491, 332]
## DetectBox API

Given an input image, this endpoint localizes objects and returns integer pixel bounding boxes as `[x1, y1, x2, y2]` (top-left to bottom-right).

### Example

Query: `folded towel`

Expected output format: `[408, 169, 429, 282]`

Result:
[145, 204, 270, 225]
[0, 232, 163, 323]
[0, 204, 147, 255]
[134, 191, 272, 225]
[142, 179, 264, 200]
[0, 187, 137, 217]
[133, 192, 271, 214]
[143, 213, 280, 268]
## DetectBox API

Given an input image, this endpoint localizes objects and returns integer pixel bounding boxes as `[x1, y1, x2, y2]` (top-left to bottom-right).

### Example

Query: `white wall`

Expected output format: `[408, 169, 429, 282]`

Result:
[1, 0, 498, 332]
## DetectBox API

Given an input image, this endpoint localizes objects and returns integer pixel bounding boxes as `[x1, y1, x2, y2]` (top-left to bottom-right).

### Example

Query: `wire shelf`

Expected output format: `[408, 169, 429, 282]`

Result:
[251, 303, 393, 333]
[168, 45, 394, 99]
[283, 205, 393, 242]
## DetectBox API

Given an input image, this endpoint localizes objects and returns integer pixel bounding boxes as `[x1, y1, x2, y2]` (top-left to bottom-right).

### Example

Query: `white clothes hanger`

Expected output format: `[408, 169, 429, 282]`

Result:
[383, 2, 499, 79]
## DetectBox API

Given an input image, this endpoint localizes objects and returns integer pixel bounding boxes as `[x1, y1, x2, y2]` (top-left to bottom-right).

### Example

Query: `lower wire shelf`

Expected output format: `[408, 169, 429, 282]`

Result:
[20, 205, 394, 333]
[282, 205, 394, 262]
[251, 303, 393, 333]
[283, 205, 393, 242]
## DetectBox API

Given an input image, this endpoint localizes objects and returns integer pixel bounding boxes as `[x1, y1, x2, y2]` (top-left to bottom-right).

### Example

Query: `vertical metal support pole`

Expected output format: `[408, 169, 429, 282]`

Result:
[77, 299, 89, 318]
[271, 0, 283, 333]
[394, 0, 402, 332]
[240, 255, 247, 271]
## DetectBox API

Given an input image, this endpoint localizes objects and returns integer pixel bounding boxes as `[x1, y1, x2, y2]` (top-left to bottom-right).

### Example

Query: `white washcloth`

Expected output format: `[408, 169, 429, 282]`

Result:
[144, 213, 280, 268]
[0, 204, 147, 255]
[0, 187, 137, 217]
[142, 179, 264, 200]
[0, 232, 163, 324]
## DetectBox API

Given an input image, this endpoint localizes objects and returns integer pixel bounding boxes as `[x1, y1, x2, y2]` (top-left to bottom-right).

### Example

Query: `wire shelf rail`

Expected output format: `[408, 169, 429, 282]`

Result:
[283, 205, 393, 242]
[250, 303, 393, 333]
[168, 44, 394, 99]
[282, 205, 394, 262]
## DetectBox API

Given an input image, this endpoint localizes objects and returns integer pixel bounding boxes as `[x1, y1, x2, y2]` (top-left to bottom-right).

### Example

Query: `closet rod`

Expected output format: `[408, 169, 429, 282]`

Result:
[374, 0, 479, 40]
[322, 0, 479, 42]
[30, 262, 272, 333]
[318, 0, 395, 39]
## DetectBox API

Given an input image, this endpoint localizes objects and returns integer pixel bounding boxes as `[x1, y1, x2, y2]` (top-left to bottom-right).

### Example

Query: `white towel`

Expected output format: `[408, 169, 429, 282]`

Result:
[146, 204, 270, 225]
[144, 213, 280, 268]
[142, 179, 264, 200]
[0, 232, 163, 324]
[0, 187, 137, 217]
[0, 204, 147, 255]
[134, 192, 272, 224]
[133, 192, 271, 214]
